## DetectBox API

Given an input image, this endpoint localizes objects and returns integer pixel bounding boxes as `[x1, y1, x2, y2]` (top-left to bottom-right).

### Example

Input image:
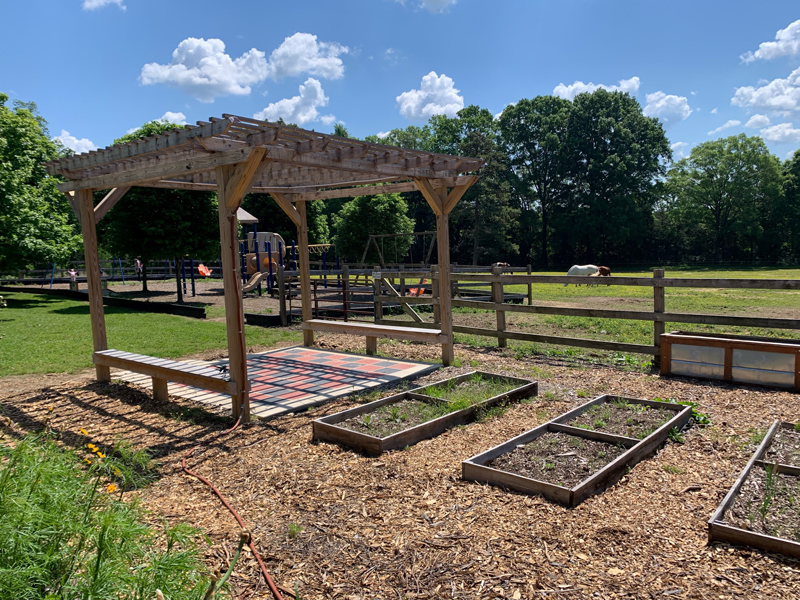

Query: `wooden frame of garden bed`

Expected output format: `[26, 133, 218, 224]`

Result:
[312, 371, 537, 455]
[708, 420, 800, 557]
[661, 331, 800, 390]
[462, 395, 692, 507]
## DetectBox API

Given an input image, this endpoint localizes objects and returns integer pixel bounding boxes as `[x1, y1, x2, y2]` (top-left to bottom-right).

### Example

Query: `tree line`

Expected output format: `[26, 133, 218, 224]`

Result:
[2, 90, 799, 281]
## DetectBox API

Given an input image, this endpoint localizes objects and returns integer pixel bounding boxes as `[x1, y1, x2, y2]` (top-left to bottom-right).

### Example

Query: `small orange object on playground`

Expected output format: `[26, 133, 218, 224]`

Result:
[409, 278, 427, 296]
[197, 264, 212, 277]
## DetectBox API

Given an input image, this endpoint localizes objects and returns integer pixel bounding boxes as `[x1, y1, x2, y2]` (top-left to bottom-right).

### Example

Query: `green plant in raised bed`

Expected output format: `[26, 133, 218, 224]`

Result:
[760, 465, 777, 524]
[661, 398, 711, 426]
[361, 414, 372, 429]
[388, 405, 407, 423]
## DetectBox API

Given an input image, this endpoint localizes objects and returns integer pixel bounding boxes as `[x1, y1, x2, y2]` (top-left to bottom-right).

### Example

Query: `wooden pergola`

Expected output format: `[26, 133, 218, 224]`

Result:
[45, 115, 484, 421]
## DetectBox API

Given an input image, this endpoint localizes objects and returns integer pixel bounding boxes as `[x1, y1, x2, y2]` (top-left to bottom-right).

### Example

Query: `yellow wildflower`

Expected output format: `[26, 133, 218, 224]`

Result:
[96, 452, 106, 459]
[113, 467, 122, 477]
[80, 428, 88, 436]
[87, 443, 97, 451]
[48, 406, 54, 412]
[107, 483, 117, 493]
[84, 458, 92, 465]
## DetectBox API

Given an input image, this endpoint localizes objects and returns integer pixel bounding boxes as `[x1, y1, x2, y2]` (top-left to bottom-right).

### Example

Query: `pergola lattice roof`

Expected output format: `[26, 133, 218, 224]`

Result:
[45, 115, 484, 199]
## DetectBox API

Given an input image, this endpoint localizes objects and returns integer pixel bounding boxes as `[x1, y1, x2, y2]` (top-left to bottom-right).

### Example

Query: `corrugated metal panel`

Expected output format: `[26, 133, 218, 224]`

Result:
[732, 367, 795, 388]
[671, 344, 725, 365]
[732, 349, 795, 372]
[671, 360, 725, 379]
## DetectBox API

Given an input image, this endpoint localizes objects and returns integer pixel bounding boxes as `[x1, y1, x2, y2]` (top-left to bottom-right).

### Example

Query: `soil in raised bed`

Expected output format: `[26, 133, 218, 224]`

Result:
[338, 398, 456, 438]
[764, 427, 800, 466]
[488, 431, 628, 488]
[568, 399, 674, 439]
[726, 465, 800, 542]
[419, 373, 522, 404]
[338, 373, 526, 439]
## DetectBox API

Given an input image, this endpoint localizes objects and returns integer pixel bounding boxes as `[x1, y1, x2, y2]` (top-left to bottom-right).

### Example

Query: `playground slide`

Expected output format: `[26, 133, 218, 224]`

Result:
[242, 272, 268, 293]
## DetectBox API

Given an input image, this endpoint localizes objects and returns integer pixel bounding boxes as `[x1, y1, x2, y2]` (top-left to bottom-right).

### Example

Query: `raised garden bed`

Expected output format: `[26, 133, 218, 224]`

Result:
[709, 421, 800, 557]
[462, 396, 692, 507]
[661, 331, 800, 390]
[312, 371, 538, 455]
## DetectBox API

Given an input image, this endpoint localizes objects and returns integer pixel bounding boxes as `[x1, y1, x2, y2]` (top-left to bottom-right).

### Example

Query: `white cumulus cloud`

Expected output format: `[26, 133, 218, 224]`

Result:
[760, 122, 800, 143]
[320, 114, 338, 126]
[708, 120, 741, 136]
[160, 111, 187, 125]
[265, 33, 348, 80]
[671, 141, 690, 159]
[643, 91, 692, 128]
[741, 20, 800, 63]
[140, 38, 268, 103]
[82, 0, 125, 10]
[55, 130, 98, 154]
[732, 66, 800, 116]
[745, 114, 771, 128]
[395, 0, 458, 12]
[396, 71, 464, 121]
[376, 131, 391, 138]
[553, 76, 640, 101]
[253, 77, 332, 125]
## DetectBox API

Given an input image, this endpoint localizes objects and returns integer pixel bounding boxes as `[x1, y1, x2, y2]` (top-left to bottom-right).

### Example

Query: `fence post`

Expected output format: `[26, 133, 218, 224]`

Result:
[373, 266, 383, 325]
[653, 268, 665, 364]
[527, 264, 533, 305]
[492, 265, 507, 348]
[277, 264, 287, 326]
[431, 265, 440, 324]
[342, 265, 350, 322]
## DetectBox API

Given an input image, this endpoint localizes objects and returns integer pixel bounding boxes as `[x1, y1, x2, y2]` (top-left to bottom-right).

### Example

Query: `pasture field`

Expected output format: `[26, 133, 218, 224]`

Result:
[0, 292, 301, 376]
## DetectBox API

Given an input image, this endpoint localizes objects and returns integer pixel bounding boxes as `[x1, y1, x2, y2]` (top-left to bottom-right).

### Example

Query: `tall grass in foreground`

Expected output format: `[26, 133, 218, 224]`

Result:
[0, 433, 213, 600]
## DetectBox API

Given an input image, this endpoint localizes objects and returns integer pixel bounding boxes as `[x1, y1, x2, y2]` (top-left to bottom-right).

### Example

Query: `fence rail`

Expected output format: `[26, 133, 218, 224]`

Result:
[365, 268, 800, 358]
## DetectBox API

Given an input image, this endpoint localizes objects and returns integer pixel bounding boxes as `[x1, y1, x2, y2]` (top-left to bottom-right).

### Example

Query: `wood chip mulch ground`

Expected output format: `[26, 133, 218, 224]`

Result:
[3, 335, 800, 599]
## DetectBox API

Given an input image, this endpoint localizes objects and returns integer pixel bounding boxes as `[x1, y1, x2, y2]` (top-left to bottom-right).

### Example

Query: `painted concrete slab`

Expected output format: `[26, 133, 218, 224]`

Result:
[111, 346, 438, 419]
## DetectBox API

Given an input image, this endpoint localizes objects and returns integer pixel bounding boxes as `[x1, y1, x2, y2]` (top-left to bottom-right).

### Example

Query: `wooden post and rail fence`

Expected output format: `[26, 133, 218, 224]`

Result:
[363, 268, 800, 359]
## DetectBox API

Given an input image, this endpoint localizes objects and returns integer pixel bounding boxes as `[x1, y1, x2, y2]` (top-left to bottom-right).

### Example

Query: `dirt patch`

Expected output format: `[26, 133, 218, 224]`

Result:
[5, 337, 800, 598]
[727, 465, 800, 541]
[489, 431, 628, 487]
[568, 399, 674, 439]
[765, 427, 800, 466]
[339, 397, 452, 437]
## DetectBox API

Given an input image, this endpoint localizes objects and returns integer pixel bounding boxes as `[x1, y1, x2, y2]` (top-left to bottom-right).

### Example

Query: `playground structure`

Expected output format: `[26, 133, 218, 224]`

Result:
[46, 114, 483, 421]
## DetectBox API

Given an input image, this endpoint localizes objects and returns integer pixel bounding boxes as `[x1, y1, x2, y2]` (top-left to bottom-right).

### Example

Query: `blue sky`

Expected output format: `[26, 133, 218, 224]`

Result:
[2, 0, 799, 160]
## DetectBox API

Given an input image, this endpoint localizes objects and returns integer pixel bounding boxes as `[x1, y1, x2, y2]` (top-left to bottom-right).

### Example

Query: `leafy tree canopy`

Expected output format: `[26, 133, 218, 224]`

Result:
[98, 120, 219, 295]
[0, 94, 81, 273]
[667, 134, 783, 262]
[332, 194, 415, 264]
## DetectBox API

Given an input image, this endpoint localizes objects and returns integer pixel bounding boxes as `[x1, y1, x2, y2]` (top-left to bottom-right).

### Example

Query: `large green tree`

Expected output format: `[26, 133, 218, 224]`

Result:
[0, 94, 81, 273]
[499, 96, 572, 265]
[99, 121, 220, 300]
[666, 134, 783, 262]
[782, 149, 800, 261]
[431, 106, 519, 265]
[332, 194, 415, 264]
[563, 90, 670, 262]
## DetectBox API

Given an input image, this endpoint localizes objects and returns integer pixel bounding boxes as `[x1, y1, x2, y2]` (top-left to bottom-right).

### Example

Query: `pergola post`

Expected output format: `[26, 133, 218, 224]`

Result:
[296, 200, 314, 346]
[436, 186, 454, 366]
[78, 188, 110, 381]
[216, 165, 250, 421]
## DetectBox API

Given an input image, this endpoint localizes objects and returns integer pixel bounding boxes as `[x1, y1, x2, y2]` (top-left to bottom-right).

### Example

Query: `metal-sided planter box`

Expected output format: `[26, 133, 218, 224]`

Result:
[661, 331, 800, 390]
[463, 395, 692, 507]
[312, 371, 538, 455]
[708, 421, 800, 558]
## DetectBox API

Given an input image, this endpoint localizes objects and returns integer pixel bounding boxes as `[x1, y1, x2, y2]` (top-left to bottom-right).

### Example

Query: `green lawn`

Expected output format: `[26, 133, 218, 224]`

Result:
[0, 292, 301, 376]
